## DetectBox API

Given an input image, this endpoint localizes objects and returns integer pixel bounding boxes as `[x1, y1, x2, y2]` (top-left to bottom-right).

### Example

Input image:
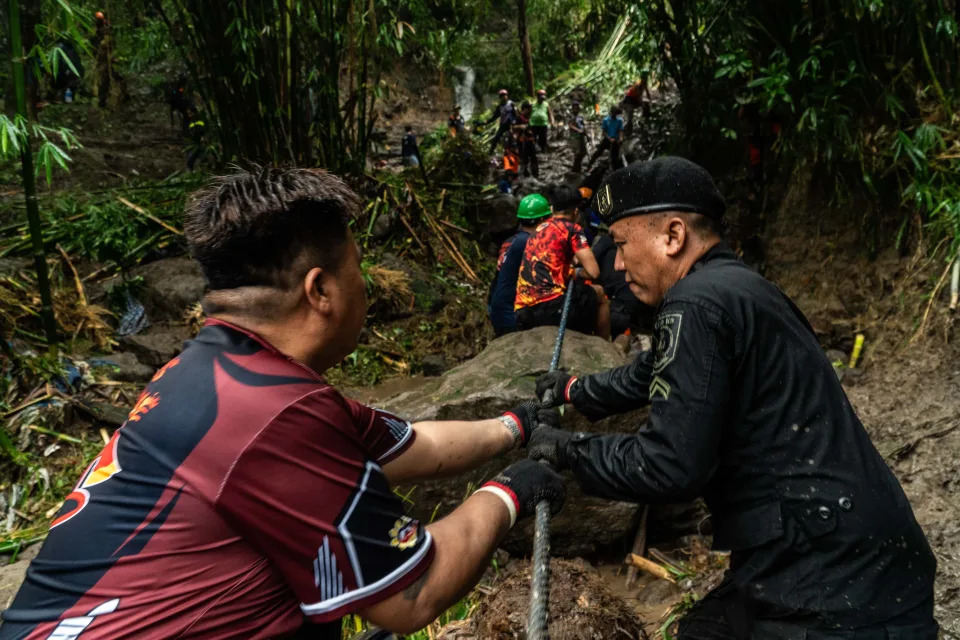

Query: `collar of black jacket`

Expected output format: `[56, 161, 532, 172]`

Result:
[689, 241, 738, 274]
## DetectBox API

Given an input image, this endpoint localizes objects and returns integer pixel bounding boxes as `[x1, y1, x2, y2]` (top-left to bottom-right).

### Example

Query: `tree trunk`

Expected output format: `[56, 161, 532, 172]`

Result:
[7, 0, 58, 343]
[518, 0, 535, 96]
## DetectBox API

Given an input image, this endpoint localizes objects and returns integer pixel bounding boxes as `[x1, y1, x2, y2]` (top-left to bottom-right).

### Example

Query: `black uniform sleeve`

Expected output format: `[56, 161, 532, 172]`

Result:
[566, 300, 736, 503]
[570, 349, 655, 421]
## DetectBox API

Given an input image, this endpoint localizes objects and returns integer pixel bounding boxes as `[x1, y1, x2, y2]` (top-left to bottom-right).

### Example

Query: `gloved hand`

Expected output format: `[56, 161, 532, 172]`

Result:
[475, 459, 566, 527]
[536, 371, 578, 408]
[501, 402, 560, 447]
[527, 427, 574, 470]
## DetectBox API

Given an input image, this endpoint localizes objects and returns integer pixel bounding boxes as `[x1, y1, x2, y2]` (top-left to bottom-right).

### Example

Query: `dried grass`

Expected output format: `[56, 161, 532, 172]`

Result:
[366, 264, 412, 309]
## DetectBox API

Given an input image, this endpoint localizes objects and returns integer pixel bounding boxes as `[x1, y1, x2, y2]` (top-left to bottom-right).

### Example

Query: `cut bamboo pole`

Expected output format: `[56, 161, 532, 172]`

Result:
[624, 553, 676, 584]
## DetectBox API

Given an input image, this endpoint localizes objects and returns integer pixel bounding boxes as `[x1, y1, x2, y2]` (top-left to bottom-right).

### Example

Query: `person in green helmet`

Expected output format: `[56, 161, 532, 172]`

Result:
[515, 186, 610, 339]
[487, 194, 552, 336]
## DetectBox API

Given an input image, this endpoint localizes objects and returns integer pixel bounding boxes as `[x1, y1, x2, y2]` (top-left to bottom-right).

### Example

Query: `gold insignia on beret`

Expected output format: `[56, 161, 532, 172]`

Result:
[597, 183, 613, 217]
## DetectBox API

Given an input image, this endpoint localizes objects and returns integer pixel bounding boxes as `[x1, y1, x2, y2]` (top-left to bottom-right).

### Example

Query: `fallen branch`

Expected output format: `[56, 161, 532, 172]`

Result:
[624, 553, 676, 584]
[56, 244, 87, 306]
[117, 196, 183, 236]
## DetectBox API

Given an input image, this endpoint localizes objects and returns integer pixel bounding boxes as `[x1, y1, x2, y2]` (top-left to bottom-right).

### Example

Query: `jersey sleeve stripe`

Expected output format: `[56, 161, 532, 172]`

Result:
[377, 421, 414, 465]
[298, 530, 434, 618]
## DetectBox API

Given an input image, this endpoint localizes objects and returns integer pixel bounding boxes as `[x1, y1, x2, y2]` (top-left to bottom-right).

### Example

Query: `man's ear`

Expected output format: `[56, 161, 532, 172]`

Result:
[303, 267, 332, 315]
[665, 216, 687, 257]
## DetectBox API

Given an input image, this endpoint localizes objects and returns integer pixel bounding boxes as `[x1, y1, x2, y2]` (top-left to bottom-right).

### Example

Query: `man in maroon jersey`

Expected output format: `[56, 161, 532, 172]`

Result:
[1, 167, 565, 639]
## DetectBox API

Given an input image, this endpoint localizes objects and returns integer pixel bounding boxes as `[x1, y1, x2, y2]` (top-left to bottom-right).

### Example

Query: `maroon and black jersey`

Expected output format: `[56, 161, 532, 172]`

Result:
[1, 320, 432, 639]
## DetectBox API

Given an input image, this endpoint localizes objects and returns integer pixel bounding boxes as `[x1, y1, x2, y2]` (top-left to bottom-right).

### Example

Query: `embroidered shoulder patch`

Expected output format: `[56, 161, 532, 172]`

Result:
[652, 312, 683, 373]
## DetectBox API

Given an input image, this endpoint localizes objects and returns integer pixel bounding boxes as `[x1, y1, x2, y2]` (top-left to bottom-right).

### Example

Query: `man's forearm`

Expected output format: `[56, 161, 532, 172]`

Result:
[359, 492, 510, 633]
[383, 418, 513, 485]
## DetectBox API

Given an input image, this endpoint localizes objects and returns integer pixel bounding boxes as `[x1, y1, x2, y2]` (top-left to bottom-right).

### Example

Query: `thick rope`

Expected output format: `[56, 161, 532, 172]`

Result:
[527, 277, 576, 640]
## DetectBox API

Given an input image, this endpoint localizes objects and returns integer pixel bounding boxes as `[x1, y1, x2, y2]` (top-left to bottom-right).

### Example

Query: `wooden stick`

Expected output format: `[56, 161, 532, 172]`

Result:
[624, 505, 650, 589]
[396, 210, 428, 252]
[117, 196, 183, 236]
[624, 553, 676, 584]
[439, 218, 469, 234]
[56, 244, 87, 306]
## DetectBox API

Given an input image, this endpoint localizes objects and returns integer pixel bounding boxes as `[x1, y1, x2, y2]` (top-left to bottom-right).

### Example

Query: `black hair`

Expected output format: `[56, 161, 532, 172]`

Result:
[405, 125, 413, 132]
[184, 166, 360, 291]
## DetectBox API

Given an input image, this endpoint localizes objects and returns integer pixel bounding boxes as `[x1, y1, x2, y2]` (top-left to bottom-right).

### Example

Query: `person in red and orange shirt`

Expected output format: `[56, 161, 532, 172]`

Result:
[515, 186, 610, 339]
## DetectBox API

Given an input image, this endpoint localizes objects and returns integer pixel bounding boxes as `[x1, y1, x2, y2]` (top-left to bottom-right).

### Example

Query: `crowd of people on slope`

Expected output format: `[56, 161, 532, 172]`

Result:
[396, 79, 651, 188]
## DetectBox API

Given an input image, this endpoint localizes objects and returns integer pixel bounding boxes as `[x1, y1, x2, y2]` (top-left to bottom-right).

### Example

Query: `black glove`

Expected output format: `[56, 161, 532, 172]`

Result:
[527, 427, 574, 471]
[535, 371, 578, 408]
[502, 402, 559, 447]
[477, 459, 566, 525]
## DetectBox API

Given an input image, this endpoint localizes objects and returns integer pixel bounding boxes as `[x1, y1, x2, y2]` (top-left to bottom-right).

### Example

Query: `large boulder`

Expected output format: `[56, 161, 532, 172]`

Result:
[130, 256, 206, 322]
[380, 326, 648, 556]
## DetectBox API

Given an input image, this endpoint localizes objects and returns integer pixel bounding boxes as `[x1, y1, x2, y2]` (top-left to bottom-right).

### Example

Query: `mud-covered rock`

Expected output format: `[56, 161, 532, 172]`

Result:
[466, 558, 647, 640]
[121, 324, 190, 367]
[380, 326, 647, 556]
[130, 256, 206, 322]
[475, 193, 519, 237]
[94, 351, 155, 382]
[421, 353, 448, 377]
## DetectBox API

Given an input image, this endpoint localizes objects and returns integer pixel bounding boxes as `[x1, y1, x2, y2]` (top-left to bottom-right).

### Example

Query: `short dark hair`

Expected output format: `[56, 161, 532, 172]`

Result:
[184, 166, 360, 291]
[685, 212, 723, 238]
[405, 125, 413, 132]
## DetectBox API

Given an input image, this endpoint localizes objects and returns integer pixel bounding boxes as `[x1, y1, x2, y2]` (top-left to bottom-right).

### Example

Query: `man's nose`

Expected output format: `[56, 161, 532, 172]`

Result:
[614, 250, 627, 275]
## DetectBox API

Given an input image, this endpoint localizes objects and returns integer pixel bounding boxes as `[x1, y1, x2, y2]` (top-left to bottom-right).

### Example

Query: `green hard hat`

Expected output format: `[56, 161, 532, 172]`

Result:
[517, 193, 551, 220]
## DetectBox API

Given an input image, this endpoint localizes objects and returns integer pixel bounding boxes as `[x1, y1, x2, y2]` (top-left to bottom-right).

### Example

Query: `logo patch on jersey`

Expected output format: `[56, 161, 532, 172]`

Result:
[652, 312, 683, 374]
[389, 516, 419, 550]
[597, 183, 613, 217]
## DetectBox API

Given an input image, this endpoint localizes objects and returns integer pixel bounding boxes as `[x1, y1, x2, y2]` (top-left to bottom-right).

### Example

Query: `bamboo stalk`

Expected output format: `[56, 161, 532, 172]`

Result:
[8, 0, 57, 343]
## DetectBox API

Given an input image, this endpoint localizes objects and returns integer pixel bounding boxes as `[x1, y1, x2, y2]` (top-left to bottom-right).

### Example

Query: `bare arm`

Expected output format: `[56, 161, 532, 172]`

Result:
[358, 491, 510, 633]
[575, 247, 601, 280]
[382, 418, 514, 485]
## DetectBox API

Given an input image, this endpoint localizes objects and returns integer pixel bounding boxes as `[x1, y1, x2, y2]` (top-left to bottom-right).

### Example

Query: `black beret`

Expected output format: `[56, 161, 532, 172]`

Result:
[595, 156, 726, 225]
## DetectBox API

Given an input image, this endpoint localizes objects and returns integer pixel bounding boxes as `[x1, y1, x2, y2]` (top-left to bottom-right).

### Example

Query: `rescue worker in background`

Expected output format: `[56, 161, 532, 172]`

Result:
[93, 11, 125, 108]
[591, 232, 655, 338]
[487, 194, 550, 337]
[585, 105, 624, 172]
[529, 157, 938, 640]
[529, 89, 556, 152]
[568, 100, 587, 173]
[0, 167, 566, 640]
[401, 126, 421, 167]
[483, 89, 516, 153]
[575, 186, 600, 244]
[185, 105, 205, 171]
[513, 101, 539, 179]
[447, 105, 465, 137]
[621, 78, 651, 137]
[515, 186, 610, 339]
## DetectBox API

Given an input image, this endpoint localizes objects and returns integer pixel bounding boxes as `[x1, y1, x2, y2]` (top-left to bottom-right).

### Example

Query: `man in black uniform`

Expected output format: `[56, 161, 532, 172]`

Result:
[529, 157, 938, 639]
